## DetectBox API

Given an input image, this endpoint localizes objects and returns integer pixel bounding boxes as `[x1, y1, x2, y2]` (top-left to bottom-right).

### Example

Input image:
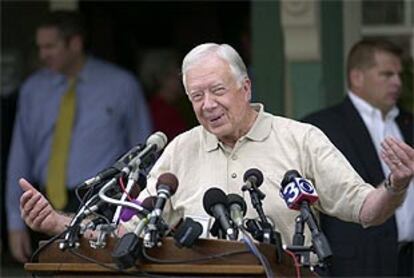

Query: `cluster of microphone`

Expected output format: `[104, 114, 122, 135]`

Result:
[202, 168, 332, 268]
[57, 130, 332, 271]
[59, 131, 168, 251]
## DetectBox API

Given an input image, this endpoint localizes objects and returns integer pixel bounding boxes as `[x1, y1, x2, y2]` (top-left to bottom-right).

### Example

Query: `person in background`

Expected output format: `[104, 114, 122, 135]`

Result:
[6, 11, 152, 263]
[139, 49, 196, 140]
[17, 43, 414, 273]
[303, 39, 413, 276]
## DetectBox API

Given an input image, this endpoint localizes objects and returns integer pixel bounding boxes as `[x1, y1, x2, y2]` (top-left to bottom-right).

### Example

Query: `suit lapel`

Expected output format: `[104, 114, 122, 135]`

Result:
[340, 97, 385, 184]
[397, 111, 414, 145]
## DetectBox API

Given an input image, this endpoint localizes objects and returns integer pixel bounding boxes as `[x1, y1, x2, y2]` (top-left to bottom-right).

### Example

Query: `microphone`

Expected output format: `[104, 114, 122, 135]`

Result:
[280, 170, 332, 264]
[242, 168, 264, 190]
[280, 170, 318, 210]
[242, 168, 284, 262]
[80, 144, 144, 188]
[241, 168, 268, 236]
[227, 193, 247, 227]
[144, 172, 179, 248]
[203, 187, 237, 240]
[173, 217, 203, 248]
[127, 131, 168, 171]
[112, 197, 156, 270]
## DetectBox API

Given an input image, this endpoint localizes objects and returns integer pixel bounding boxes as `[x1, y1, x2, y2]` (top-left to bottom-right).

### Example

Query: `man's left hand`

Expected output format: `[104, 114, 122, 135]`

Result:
[381, 137, 414, 191]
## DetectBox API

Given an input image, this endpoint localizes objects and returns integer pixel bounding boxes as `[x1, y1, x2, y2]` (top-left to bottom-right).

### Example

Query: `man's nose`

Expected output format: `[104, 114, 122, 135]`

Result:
[392, 74, 402, 87]
[38, 47, 48, 61]
[202, 92, 217, 110]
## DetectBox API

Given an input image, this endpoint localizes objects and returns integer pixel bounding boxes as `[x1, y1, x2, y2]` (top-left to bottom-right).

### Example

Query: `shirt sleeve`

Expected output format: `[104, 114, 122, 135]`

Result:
[302, 125, 375, 223]
[6, 84, 35, 231]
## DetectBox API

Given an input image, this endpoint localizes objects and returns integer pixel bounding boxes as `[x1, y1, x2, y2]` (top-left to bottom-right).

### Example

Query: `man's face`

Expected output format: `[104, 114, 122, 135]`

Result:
[185, 55, 252, 143]
[352, 50, 402, 114]
[36, 27, 78, 74]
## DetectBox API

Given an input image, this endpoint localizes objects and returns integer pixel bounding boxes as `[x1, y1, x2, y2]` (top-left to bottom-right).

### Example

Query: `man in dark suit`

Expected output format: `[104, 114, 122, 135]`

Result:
[303, 39, 413, 276]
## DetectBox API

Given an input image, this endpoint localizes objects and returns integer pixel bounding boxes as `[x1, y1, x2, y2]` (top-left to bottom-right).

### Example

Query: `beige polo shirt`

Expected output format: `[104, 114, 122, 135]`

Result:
[135, 103, 374, 246]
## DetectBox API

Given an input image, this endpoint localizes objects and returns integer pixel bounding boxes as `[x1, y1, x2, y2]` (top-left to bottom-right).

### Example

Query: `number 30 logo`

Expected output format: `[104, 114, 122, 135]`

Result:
[282, 182, 300, 203]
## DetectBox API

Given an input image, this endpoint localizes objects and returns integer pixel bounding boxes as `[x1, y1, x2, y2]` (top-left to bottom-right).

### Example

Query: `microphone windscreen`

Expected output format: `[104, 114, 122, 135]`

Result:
[120, 199, 142, 222]
[243, 168, 264, 187]
[120, 196, 155, 222]
[141, 196, 156, 210]
[156, 172, 179, 194]
[202, 187, 227, 216]
[227, 193, 247, 216]
[128, 173, 147, 199]
[147, 131, 168, 152]
[281, 169, 301, 188]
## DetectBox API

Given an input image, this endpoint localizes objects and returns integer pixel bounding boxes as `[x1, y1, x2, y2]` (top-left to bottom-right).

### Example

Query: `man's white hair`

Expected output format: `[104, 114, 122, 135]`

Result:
[181, 43, 248, 93]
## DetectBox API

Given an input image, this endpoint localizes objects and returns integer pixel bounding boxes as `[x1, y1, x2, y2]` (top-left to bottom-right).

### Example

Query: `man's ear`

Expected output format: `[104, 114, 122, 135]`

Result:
[69, 35, 83, 52]
[349, 69, 364, 90]
[241, 78, 252, 102]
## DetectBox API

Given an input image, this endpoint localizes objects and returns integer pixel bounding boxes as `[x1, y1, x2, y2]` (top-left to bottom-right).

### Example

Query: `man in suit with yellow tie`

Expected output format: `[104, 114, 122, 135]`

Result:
[6, 11, 152, 263]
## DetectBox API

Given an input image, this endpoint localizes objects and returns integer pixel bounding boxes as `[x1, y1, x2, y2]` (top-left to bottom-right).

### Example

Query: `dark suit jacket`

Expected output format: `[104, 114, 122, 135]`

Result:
[302, 97, 413, 276]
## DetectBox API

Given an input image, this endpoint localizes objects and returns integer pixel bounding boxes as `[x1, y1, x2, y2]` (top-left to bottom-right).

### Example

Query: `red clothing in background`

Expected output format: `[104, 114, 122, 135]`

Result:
[149, 95, 188, 140]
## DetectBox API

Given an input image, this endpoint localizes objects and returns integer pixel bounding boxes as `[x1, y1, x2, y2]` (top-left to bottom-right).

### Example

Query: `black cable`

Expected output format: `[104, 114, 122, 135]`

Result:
[30, 230, 66, 263]
[29, 230, 67, 278]
[68, 248, 186, 278]
[142, 244, 250, 264]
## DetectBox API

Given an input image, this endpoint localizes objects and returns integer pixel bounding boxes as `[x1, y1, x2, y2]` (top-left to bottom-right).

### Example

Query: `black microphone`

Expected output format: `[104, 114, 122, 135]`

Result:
[203, 187, 237, 240]
[242, 168, 284, 262]
[241, 168, 268, 235]
[227, 193, 247, 227]
[126, 131, 168, 171]
[242, 168, 264, 190]
[280, 170, 332, 264]
[112, 197, 155, 270]
[80, 144, 144, 188]
[144, 172, 179, 248]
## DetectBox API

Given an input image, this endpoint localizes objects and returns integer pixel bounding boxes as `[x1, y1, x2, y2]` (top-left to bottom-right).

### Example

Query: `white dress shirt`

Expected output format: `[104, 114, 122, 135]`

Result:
[349, 91, 414, 242]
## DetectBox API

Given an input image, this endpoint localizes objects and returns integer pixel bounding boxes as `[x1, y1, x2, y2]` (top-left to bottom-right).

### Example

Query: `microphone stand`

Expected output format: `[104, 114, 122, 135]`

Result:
[209, 220, 227, 239]
[59, 194, 100, 250]
[300, 201, 332, 267]
[287, 214, 311, 266]
[242, 184, 283, 262]
[286, 201, 332, 268]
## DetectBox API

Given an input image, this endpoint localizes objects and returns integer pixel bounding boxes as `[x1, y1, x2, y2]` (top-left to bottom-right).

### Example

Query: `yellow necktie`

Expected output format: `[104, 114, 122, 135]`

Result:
[46, 78, 77, 210]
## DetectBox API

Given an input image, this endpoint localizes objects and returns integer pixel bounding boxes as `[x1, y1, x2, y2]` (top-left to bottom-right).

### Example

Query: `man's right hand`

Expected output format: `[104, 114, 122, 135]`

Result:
[19, 178, 67, 235]
[8, 229, 31, 263]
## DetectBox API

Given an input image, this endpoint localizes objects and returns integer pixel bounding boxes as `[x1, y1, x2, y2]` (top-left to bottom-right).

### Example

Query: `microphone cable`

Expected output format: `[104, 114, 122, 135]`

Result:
[239, 226, 274, 278]
[283, 247, 303, 278]
[30, 229, 67, 265]
[118, 175, 134, 201]
[141, 245, 249, 264]
[67, 247, 179, 278]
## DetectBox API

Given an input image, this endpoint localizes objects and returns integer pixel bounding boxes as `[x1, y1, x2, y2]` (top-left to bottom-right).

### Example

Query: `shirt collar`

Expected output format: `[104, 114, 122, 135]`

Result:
[48, 56, 91, 86]
[204, 103, 271, 152]
[348, 91, 399, 121]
